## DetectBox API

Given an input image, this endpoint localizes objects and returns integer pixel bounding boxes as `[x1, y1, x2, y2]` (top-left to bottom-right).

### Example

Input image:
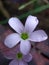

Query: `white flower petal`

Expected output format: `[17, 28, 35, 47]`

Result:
[9, 59, 18, 65]
[8, 17, 24, 34]
[23, 53, 32, 62]
[4, 33, 21, 48]
[20, 40, 31, 55]
[24, 15, 39, 33]
[19, 60, 28, 65]
[29, 30, 48, 42]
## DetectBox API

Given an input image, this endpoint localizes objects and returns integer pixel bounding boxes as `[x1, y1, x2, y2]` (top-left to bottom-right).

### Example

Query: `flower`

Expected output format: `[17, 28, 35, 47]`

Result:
[3, 45, 32, 65]
[4, 15, 48, 55]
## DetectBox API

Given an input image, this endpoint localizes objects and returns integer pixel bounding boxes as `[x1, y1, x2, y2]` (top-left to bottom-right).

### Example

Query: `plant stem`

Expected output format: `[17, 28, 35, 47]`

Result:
[18, 0, 36, 10]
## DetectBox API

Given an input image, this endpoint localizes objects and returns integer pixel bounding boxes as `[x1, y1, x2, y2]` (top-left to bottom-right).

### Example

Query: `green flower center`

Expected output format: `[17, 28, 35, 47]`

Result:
[16, 53, 22, 59]
[21, 33, 28, 40]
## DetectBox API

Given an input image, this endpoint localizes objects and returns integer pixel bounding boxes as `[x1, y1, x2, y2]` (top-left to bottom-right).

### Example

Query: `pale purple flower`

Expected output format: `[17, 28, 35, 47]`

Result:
[4, 15, 48, 55]
[4, 46, 32, 65]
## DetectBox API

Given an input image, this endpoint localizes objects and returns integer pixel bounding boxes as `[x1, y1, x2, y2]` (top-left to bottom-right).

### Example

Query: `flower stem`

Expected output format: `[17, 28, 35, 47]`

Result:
[18, 0, 37, 10]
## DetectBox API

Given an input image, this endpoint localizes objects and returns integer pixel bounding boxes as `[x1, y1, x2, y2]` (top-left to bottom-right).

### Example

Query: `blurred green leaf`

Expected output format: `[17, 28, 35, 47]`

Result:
[18, 4, 49, 19]
[0, 4, 49, 24]
[18, 0, 37, 10]
[33, 0, 42, 9]
[0, 19, 8, 24]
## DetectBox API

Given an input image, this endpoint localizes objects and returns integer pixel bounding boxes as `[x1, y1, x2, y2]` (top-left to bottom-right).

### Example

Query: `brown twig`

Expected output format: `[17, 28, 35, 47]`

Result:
[0, 0, 10, 18]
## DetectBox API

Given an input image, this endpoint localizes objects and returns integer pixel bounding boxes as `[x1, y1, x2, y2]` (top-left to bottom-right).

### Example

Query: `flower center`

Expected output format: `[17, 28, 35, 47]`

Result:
[16, 53, 22, 59]
[21, 33, 28, 40]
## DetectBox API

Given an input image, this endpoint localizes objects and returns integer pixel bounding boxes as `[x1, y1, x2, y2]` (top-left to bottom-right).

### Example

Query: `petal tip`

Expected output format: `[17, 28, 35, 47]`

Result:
[8, 17, 16, 24]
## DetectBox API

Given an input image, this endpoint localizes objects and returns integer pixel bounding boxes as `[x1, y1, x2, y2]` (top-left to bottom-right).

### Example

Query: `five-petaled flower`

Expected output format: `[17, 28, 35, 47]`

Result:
[4, 15, 48, 55]
[3, 45, 32, 65]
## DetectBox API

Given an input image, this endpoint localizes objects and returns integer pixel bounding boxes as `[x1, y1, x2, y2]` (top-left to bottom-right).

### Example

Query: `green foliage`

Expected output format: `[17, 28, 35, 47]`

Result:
[18, 0, 37, 10]
[0, 0, 49, 24]
[18, 4, 49, 19]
